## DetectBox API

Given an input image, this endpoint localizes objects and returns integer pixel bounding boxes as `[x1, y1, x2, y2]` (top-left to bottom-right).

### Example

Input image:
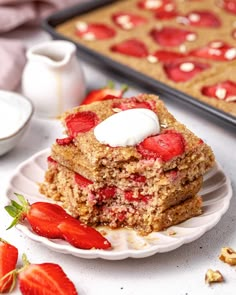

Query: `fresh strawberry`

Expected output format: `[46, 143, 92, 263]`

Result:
[112, 12, 147, 30]
[5, 194, 72, 239]
[163, 60, 210, 82]
[190, 41, 236, 61]
[81, 81, 128, 105]
[137, 0, 175, 12]
[58, 219, 111, 250]
[56, 136, 74, 146]
[0, 239, 18, 293]
[152, 50, 186, 62]
[65, 111, 99, 137]
[178, 11, 221, 27]
[98, 186, 116, 201]
[74, 172, 93, 188]
[110, 38, 149, 57]
[129, 173, 146, 183]
[75, 22, 116, 40]
[154, 9, 177, 19]
[124, 191, 150, 203]
[137, 131, 185, 161]
[150, 27, 197, 47]
[219, 0, 236, 15]
[18, 255, 78, 295]
[112, 97, 152, 110]
[201, 80, 236, 102]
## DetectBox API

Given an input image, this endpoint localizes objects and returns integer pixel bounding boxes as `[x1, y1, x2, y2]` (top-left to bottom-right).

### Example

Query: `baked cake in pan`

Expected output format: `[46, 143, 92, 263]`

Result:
[40, 94, 215, 234]
[55, 0, 236, 117]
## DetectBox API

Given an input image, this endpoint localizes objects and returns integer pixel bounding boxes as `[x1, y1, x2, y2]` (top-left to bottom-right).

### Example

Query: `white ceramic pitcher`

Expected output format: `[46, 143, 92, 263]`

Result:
[22, 40, 86, 118]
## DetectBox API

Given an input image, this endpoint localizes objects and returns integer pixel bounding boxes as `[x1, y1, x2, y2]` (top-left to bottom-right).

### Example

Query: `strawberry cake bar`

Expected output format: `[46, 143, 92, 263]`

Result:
[40, 94, 215, 234]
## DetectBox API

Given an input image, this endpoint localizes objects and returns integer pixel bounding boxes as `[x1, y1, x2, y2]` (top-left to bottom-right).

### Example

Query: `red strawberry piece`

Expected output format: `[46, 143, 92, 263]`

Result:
[58, 219, 111, 250]
[98, 186, 116, 200]
[5, 194, 74, 239]
[177, 11, 221, 27]
[138, 0, 175, 12]
[152, 50, 186, 62]
[110, 38, 149, 57]
[137, 131, 185, 161]
[112, 12, 147, 30]
[47, 156, 57, 165]
[219, 0, 236, 15]
[113, 97, 152, 110]
[0, 239, 18, 293]
[150, 27, 197, 47]
[56, 136, 74, 146]
[124, 191, 150, 203]
[163, 60, 210, 82]
[65, 111, 99, 137]
[154, 9, 177, 19]
[19, 258, 78, 295]
[190, 41, 236, 61]
[129, 173, 146, 183]
[81, 81, 128, 105]
[75, 22, 116, 40]
[201, 80, 236, 102]
[74, 172, 93, 188]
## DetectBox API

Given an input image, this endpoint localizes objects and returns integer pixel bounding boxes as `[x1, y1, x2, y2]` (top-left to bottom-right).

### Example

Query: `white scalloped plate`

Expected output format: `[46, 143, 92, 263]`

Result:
[4, 148, 232, 260]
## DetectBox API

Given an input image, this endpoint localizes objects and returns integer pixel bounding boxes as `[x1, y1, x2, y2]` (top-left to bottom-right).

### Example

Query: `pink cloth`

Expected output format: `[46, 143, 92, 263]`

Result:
[0, 0, 81, 90]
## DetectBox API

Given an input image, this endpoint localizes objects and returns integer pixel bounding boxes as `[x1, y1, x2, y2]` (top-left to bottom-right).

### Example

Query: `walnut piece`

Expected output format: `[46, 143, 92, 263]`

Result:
[205, 269, 224, 284]
[219, 247, 236, 266]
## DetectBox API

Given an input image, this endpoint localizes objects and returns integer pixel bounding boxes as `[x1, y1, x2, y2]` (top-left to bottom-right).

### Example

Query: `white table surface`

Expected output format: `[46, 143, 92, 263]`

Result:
[0, 27, 235, 295]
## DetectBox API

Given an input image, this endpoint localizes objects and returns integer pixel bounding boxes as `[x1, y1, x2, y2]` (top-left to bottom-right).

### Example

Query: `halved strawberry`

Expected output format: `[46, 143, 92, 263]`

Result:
[58, 219, 111, 250]
[112, 97, 153, 110]
[124, 191, 150, 203]
[65, 111, 99, 137]
[138, 0, 175, 12]
[110, 38, 149, 57]
[218, 0, 236, 15]
[137, 131, 185, 161]
[177, 11, 221, 27]
[163, 60, 210, 82]
[75, 22, 116, 40]
[152, 49, 186, 62]
[150, 27, 197, 47]
[112, 12, 147, 30]
[201, 80, 236, 102]
[56, 136, 74, 146]
[74, 173, 93, 188]
[19, 256, 78, 295]
[0, 239, 18, 293]
[81, 81, 128, 105]
[190, 41, 236, 61]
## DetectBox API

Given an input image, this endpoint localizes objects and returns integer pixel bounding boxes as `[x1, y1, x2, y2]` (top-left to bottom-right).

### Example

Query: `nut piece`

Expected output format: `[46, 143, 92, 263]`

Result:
[219, 247, 236, 266]
[205, 269, 224, 284]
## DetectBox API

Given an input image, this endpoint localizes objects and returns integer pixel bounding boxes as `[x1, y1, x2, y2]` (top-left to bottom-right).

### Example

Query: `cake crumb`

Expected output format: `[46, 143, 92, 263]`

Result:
[205, 269, 224, 284]
[219, 247, 236, 266]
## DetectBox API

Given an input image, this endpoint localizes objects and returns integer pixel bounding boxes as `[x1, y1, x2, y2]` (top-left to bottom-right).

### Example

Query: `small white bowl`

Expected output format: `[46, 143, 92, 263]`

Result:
[0, 90, 33, 156]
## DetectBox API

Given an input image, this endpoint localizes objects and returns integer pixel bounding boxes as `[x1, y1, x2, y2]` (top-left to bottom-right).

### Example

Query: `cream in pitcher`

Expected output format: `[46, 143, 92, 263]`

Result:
[22, 40, 86, 118]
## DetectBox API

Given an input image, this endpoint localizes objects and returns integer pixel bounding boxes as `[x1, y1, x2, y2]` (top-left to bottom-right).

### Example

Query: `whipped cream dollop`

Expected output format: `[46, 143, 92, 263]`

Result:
[94, 108, 160, 147]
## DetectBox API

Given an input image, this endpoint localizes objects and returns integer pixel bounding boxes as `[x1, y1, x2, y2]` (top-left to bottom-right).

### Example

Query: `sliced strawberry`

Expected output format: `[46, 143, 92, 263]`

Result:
[152, 49, 186, 62]
[75, 22, 116, 40]
[150, 27, 197, 47]
[112, 97, 152, 110]
[137, 131, 185, 161]
[219, 0, 236, 15]
[201, 80, 236, 102]
[74, 172, 93, 188]
[112, 12, 147, 30]
[124, 191, 150, 203]
[56, 136, 74, 146]
[163, 60, 210, 82]
[177, 11, 221, 27]
[138, 0, 175, 12]
[110, 38, 149, 57]
[47, 156, 57, 165]
[19, 259, 78, 295]
[190, 41, 236, 61]
[65, 111, 99, 137]
[58, 219, 111, 250]
[154, 9, 177, 19]
[98, 186, 116, 201]
[81, 81, 128, 105]
[129, 173, 146, 183]
[0, 239, 18, 293]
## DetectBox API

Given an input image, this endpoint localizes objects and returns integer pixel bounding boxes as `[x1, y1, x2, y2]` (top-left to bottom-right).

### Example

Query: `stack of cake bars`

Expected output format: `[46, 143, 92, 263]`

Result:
[40, 94, 215, 235]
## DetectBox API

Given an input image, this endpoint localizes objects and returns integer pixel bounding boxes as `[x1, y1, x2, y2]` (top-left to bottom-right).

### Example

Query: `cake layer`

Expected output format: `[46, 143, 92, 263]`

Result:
[52, 94, 215, 183]
[39, 160, 202, 231]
